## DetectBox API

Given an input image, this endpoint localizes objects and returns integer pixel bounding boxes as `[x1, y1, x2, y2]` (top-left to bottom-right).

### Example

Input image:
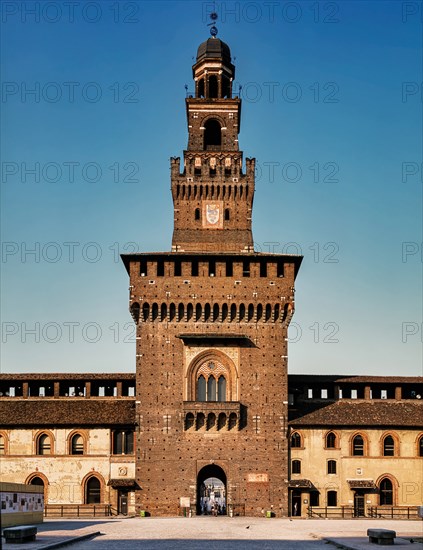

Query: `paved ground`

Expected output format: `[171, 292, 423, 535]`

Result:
[2, 517, 422, 549]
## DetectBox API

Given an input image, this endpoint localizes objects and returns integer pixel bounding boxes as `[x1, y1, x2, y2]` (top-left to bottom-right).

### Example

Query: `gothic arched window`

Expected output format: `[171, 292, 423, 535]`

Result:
[85, 477, 101, 504]
[36, 433, 52, 455]
[207, 376, 217, 402]
[291, 432, 302, 448]
[383, 435, 395, 456]
[352, 434, 365, 456]
[326, 432, 337, 448]
[197, 375, 206, 401]
[218, 376, 226, 402]
[379, 478, 393, 505]
[70, 434, 84, 455]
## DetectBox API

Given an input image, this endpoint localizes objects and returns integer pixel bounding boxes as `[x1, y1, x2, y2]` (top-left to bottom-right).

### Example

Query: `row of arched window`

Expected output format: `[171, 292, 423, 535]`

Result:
[293, 477, 396, 507]
[184, 412, 238, 432]
[131, 302, 289, 324]
[0, 431, 134, 456]
[290, 431, 423, 457]
[28, 473, 103, 505]
[197, 374, 226, 402]
[176, 183, 248, 200]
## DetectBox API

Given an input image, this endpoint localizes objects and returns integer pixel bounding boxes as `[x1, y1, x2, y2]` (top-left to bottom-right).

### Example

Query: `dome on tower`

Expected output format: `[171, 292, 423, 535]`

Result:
[196, 37, 232, 64]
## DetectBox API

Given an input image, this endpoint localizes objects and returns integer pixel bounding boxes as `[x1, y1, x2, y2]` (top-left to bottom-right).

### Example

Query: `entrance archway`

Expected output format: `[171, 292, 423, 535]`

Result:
[197, 464, 226, 515]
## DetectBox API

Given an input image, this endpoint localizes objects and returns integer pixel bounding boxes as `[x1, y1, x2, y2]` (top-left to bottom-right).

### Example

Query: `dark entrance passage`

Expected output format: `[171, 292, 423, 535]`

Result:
[291, 490, 302, 516]
[197, 464, 226, 515]
[354, 492, 365, 517]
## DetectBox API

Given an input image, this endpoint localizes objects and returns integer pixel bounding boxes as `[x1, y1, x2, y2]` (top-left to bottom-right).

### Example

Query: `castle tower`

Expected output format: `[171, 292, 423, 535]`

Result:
[171, 36, 254, 253]
[121, 31, 302, 517]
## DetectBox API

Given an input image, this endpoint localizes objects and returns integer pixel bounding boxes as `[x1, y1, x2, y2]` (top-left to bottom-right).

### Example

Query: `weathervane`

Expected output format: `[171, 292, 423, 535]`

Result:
[207, 10, 218, 37]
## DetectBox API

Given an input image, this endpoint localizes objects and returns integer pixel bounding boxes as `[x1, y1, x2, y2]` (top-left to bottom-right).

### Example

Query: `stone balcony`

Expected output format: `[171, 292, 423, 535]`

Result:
[183, 401, 242, 432]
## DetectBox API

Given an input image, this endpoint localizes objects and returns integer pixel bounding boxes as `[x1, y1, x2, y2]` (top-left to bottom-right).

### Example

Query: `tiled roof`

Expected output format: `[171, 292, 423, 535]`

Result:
[0, 373, 135, 381]
[0, 399, 136, 426]
[289, 374, 423, 384]
[290, 400, 423, 427]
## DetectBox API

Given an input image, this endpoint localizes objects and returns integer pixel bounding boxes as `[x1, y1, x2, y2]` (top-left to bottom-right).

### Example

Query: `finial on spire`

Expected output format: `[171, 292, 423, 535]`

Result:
[207, 11, 218, 37]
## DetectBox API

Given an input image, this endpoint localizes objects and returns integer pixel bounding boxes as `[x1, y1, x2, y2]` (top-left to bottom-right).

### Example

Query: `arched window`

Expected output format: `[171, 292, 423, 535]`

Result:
[195, 208, 200, 221]
[70, 434, 84, 455]
[185, 413, 195, 430]
[204, 119, 221, 150]
[37, 433, 52, 455]
[196, 413, 205, 430]
[379, 478, 393, 505]
[228, 413, 237, 430]
[197, 375, 206, 401]
[327, 460, 337, 474]
[419, 436, 423, 457]
[141, 302, 149, 322]
[218, 376, 226, 402]
[224, 208, 230, 221]
[207, 413, 216, 430]
[352, 434, 364, 456]
[209, 75, 218, 98]
[130, 302, 140, 324]
[207, 376, 217, 402]
[326, 432, 336, 448]
[383, 435, 395, 456]
[0, 433, 6, 455]
[327, 491, 337, 507]
[85, 477, 101, 504]
[292, 460, 301, 474]
[291, 432, 302, 448]
[217, 413, 227, 431]
[198, 78, 205, 98]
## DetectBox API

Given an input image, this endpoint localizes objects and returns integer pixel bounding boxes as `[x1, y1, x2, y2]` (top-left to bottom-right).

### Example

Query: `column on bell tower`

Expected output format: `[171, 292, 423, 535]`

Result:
[171, 36, 255, 253]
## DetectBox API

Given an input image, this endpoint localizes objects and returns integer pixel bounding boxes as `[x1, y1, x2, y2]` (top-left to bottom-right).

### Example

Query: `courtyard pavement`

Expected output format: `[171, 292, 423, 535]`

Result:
[1, 517, 422, 550]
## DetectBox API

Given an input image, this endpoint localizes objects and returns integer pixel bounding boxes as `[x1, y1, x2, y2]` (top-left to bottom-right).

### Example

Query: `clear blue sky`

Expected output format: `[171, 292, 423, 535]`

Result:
[1, 1, 422, 376]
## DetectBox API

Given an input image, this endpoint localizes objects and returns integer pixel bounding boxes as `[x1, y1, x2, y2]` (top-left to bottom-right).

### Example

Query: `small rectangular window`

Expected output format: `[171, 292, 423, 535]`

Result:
[277, 261, 284, 277]
[140, 259, 148, 276]
[351, 389, 358, 399]
[321, 389, 328, 399]
[381, 390, 387, 399]
[310, 492, 319, 507]
[243, 260, 250, 277]
[307, 388, 313, 399]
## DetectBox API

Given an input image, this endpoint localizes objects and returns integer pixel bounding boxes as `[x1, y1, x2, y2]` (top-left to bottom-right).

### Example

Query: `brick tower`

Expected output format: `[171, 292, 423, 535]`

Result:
[121, 32, 302, 517]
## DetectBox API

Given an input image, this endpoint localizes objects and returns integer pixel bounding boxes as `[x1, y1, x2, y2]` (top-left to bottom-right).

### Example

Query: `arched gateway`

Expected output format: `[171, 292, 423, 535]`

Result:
[197, 464, 226, 515]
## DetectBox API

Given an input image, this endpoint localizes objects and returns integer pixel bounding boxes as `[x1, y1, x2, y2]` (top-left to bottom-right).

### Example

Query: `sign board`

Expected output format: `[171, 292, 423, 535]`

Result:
[247, 473, 269, 483]
[180, 497, 190, 508]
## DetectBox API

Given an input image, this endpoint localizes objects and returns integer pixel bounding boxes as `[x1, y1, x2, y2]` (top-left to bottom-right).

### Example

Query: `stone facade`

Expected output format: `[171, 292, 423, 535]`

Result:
[0, 373, 422, 518]
[288, 375, 423, 517]
[0, 374, 137, 516]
